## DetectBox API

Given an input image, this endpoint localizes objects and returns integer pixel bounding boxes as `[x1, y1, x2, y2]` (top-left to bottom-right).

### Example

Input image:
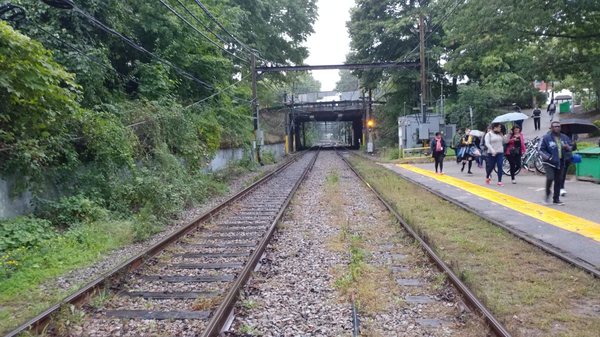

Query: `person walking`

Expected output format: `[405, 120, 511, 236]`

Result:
[560, 134, 578, 196]
[484, 123, 506, 186]
[532, 105, 542, 130]
[539, 121, 572, 205]
[505, 125, 526, 184]
[547, 100, 557, 122]
[460, 128, 475, 174]
[430, 132, 446, 174]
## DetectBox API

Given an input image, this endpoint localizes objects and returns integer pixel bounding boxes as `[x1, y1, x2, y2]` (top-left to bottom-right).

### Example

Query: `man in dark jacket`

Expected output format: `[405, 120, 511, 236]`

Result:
[539, 121, 571, 205]
[532, 106, 542, 130]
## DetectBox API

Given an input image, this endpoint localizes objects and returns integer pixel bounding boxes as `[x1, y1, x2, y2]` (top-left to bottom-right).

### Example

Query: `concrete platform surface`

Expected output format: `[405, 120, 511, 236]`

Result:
[381, 160, 600, 273]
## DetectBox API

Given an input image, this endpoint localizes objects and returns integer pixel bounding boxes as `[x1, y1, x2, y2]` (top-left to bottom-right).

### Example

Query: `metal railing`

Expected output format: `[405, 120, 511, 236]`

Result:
[401, 146, 430, 158]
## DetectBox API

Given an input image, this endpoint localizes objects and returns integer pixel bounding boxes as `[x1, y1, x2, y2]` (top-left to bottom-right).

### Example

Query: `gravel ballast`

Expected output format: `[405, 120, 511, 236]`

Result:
[228, 151, 488, 336]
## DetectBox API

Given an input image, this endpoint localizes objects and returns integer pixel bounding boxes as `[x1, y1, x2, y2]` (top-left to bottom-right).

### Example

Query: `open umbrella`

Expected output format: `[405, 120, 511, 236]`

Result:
[559, 119, 599, 134]
[468, 130, 484, 137]
[492, 112, 529, 123]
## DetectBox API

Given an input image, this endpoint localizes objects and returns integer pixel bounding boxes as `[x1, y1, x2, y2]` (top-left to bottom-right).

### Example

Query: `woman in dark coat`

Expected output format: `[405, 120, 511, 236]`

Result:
[430, 132, 447, 174]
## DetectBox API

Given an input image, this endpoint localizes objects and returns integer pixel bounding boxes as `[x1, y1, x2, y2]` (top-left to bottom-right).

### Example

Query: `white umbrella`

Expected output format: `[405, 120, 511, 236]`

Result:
[468, 130, 484, 137]
[492, 112, 529, 123]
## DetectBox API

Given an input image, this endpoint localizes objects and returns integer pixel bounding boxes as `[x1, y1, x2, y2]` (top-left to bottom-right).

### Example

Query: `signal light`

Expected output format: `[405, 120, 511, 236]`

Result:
[367, 119, 375, 128]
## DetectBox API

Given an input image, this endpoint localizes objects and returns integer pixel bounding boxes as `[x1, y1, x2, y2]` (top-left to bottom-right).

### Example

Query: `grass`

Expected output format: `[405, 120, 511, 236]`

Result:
[347, 154, 600, 337]
[0, 159, 279, 335]
[323, 167, 395, 315]
[0, 220, 134, 334]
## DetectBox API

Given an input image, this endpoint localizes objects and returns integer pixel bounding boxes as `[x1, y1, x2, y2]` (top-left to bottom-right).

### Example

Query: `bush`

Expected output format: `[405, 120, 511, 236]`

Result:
[382, 147, 400, 160]
[0, 217, 55, 252]
[261, 150, 276, 165]
[591, 120, 600, 137]
[34, 195, 107, 229]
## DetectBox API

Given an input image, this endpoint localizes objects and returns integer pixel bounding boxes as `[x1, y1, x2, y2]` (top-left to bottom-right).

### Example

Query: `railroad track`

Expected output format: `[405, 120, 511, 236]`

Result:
[7, 150, 319, 337]
[222, 149, 510, 336]
[335, 149, 512, 337]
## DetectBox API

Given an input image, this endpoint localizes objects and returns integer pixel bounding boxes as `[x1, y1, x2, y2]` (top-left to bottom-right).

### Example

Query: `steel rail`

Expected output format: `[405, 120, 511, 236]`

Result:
[4, 152, 304, 337]
[200, 149, 320, 337]
[337, 149, 513, 337]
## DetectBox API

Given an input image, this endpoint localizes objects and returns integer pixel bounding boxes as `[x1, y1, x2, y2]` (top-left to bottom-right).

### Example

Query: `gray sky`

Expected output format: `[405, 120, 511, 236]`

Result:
[304, 0, 355, 92]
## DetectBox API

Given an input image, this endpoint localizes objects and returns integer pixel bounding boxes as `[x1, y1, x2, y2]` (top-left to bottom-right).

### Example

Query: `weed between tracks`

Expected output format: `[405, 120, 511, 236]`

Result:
[324, 169, 392, 315]
[347, 155, 600, 337]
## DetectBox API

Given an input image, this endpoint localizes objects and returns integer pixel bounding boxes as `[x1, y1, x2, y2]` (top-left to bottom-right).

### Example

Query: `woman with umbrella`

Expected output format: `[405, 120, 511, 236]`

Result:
[504, 125, 526, 184]
[484, 123, 507, 186]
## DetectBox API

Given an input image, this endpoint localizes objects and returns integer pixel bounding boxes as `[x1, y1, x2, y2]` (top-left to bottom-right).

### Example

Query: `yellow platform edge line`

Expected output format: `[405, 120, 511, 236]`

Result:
[397, 164, 600, 243]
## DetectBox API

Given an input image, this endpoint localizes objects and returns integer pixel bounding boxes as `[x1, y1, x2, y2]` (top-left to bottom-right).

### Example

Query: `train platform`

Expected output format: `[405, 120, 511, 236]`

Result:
[380, 160, 600, 274]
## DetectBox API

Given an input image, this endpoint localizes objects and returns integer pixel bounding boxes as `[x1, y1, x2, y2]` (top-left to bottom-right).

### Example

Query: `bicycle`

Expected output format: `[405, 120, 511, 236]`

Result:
[494, 136, 545, 176]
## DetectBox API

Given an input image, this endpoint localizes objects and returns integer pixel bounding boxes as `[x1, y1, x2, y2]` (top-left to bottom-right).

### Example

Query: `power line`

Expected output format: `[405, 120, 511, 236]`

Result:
[191, 0, 265, 62]
[157, 0, 249, 64]
[172, 0, 251, 59]
[69, 2, 213, 90]
[185, 73, 252, 109]
[33, 22, 140, 85]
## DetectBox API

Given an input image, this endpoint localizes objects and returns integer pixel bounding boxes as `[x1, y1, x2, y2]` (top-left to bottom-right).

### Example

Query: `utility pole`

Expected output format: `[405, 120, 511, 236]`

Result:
[361, 91, 366, 149]
[367, 89, 373, 153]
[251, 54, 262, 164]
[283, 92, 289, 154]
[419, 14, 427, 123]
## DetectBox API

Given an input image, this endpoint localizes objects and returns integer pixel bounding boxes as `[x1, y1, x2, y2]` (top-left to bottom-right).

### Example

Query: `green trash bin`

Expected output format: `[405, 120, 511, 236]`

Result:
[559, 101, 571, 113]
[575, 147, 600, 183]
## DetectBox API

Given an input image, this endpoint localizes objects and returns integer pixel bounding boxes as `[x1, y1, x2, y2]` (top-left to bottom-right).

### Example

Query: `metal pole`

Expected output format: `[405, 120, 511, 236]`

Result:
[251, 54, 261, 164]
[419, 14, 427, 123]
[367, 89, 373, 153]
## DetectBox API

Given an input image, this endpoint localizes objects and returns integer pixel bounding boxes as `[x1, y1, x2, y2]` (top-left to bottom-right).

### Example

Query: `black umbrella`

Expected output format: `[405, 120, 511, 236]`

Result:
[559, 119, 599, 134]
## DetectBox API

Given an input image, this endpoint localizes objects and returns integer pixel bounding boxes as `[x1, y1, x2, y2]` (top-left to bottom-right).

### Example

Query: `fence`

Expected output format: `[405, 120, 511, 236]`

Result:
[401, 146, 430, 159]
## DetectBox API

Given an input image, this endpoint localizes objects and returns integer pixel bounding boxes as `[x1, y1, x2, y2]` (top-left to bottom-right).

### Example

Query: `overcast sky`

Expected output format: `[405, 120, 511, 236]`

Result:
[304, 0, 355, 92]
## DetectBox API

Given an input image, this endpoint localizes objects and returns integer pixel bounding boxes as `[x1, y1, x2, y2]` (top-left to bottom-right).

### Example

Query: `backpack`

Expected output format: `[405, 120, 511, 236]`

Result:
[533, 108, 541, 117]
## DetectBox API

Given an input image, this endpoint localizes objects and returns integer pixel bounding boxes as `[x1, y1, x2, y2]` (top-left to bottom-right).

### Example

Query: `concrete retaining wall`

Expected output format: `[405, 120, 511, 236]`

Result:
[0, 143, 286, 219]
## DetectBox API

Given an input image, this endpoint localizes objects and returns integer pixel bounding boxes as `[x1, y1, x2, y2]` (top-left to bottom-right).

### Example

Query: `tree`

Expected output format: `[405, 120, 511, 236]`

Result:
[335, 70, 360, 92]
[0, 21, 81, 182]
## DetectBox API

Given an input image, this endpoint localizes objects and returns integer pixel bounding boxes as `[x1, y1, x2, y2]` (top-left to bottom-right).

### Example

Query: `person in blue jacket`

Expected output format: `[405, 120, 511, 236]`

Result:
[539, 121, 572, 205]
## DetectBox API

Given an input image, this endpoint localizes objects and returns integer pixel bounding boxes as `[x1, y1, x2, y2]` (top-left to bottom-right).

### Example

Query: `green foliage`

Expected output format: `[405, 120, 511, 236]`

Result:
[34, 196, 107, 229]
[592, 120, 600, 137]
[0, 219, 133, 290]
[0, 217, 55, 252]
[261, 150, 276, 165]
[335, 70, 360, 92]
[132, 203, 162, 242]
[446, 84, 502, 130]
[0, 21, 81, 184]
[382, 147, 400, 160]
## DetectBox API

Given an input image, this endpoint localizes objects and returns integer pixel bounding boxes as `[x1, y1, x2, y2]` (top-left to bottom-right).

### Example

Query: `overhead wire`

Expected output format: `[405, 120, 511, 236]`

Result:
[185, 73, 252, 109]
[172, 0, 251, 59]
[69, 2, 213, 90]
[190, 0, 267, 63]
[32, 22, 140, 85]
[156, 0, 249, 64]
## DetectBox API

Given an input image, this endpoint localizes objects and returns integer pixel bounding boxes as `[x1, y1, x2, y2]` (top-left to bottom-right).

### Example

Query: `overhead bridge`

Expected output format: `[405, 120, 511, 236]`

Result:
[263, 99, 383, 150]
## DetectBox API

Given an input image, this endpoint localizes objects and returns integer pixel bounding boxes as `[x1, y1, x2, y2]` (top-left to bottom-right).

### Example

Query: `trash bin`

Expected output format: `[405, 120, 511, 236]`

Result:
[559, 101, 571, 113]
[575, 147, 600, 183]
